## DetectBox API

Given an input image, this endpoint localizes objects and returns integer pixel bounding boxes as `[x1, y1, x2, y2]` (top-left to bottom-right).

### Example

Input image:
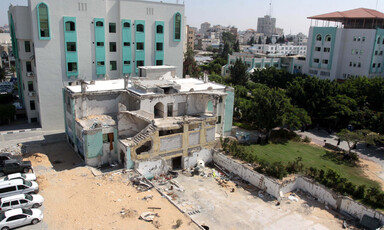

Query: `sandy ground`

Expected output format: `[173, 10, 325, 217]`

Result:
[25, 142, 199, 230]
[153, 171, 354, 230]
[360, 158, 384, 189]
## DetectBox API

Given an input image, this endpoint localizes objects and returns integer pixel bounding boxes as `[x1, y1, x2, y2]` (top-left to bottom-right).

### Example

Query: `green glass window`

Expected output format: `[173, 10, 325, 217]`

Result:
[174, 13, 181, 40]
[65, 21, 75, 31]
[156, 60, 163, 66]
[26, 61, 32, 72]
[68, 62, 77, 72]
[137, 60, 144, 67]
[109, 23, 116, 33]
[110, 61, 117, 71]
[28, 81, 34, 91]
[38, 3, 50, 38]
[30, 100, 36, 110]
[136, 24, 144, 32]
[24, 41, 31, 52]
[109, 42, 116, 52]
[66, 42, 76, 52]
[157, 25, 163, 34]
[156, 42, 163, 51]
[137, 42, 144, 51]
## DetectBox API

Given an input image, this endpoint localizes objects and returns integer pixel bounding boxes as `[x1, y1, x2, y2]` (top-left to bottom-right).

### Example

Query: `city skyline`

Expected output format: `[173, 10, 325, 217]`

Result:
[0, 0, 383, 35]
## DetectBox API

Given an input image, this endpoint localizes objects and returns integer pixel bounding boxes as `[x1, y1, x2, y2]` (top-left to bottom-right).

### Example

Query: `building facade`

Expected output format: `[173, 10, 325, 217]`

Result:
[9, 0, 185, 129]
[304, 8, 384, 80]
[248, 44, 307, 56]
[63, 66, 234, 173]
[257, 15, 276, 37]
[186, 25, 196, 50]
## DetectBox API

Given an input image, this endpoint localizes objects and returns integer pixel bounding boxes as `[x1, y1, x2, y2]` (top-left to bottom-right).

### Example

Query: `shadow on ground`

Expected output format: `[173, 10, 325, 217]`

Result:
[23, 134, 83, 172]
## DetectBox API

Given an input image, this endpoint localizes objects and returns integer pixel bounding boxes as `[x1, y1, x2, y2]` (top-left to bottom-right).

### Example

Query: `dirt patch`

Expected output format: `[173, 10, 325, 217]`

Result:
[27, 141, 199, 230]
[360, 158, 384, 189]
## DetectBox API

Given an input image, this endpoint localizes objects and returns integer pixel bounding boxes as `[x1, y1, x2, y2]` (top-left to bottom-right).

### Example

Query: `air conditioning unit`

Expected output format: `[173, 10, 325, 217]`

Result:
[26, 72, 34, 77]
[28, 92, 36, 97]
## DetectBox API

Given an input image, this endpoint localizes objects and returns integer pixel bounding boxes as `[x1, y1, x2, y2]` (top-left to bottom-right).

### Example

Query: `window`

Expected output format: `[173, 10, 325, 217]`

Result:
[380, 51, 383, 55]
[315, 47, 321, 51]
[123, 42, 130, 47]
[313, 58, 319, 63]
[156, 60, 163, 66]
[68, 62, 77, 72]
[216, 116, 222, 124]
[66, 42, 76, 52]
[378, 37, 381, 44]
[17, 185, 27, 190]
[136, 42, 144, 50]
[362, 37, 366, 42]
[65, 21, 75, 31]
[110, 61, 117, 71]
[353, 36, 356, 41]
[357, 37, 361, 42]
[167, 103, 173, 117]
[358, 62, 361, 67]
[30, 100, 36, 110]
[156, 42, 163, 51]
[353, 63, 356, 67]
[349, 62, 352, 67]
[24, 41, 31, 52]
[28, 81, 33, 92]
[2, 202, 10, 207]
[174, 13, 181, 40]
[351, 49, 355, 55]
[7, 215, 26, 222]
[19, 200, 28, 204]
[96, 21, 103, 27]
[97, 42, 104, 47]
[316, 34, 322, 41]
[109, 23, 116, 33]
[157, 25, 163, 34]
[324, 47, 330, 52]
[0, 186, 16, 193]
[360, 50, 364, 55]
[109, 42, 116, 52]
[322, 59, 329, 64]
[137, 60, 144, 67]
[325, 35, 331, 42]
[373, 63, 376, 68]
[26, 61, 32, 72]
[123, 22, 130, 28]
[136, 24, 144, 32]
[375, 50, 378, 55]
[124, 61, 131, 65]
[97, 61, 104, 66]
[37, 3, 50, 39]
[379, 63, 382, 68]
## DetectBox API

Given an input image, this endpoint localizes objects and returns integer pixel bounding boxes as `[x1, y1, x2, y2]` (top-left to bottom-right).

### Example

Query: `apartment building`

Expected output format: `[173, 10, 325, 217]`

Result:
[248, 44, 307, 56]
[8, 0, 185, 129]
[304, 8, 384, 80]
[63, 66, 234, 172]
[186, 25, 196, 50]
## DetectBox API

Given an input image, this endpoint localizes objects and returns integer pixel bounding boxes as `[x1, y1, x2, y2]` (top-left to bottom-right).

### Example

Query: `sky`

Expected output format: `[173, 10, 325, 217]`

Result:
[0, 0, 383, 35]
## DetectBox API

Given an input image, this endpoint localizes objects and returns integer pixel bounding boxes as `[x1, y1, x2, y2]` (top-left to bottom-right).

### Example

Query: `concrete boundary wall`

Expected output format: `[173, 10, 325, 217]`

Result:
[212, 152, 384, 224]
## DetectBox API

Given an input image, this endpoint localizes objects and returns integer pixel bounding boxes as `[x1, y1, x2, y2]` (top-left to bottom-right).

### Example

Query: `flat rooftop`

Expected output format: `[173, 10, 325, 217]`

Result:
[67, 79, 127, 93]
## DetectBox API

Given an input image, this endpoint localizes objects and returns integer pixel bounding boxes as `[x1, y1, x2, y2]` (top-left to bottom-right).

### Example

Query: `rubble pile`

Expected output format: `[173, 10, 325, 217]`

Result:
[0, 143, 27, 156]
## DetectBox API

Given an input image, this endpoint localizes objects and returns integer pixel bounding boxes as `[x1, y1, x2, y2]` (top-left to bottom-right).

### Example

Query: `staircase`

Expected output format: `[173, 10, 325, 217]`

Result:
[129, 124, 157, 146]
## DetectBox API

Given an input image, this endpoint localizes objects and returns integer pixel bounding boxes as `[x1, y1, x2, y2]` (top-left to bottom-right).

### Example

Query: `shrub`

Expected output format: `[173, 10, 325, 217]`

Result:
[303, 136, 311, 143]
[353, 185, 366, 200]
[0, 93, 13, 104]
[266, 161, 287, 179]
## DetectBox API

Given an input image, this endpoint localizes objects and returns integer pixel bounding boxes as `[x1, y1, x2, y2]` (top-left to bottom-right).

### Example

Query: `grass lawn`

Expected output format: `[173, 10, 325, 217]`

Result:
[243, 141, 379, 187]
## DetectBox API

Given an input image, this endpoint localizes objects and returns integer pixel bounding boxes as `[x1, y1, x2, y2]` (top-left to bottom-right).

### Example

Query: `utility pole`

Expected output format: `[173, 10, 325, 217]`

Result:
[269, 0, 273, 17]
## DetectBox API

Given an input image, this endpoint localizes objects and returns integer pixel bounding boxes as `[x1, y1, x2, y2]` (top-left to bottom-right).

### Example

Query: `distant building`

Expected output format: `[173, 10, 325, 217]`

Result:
[187, 26, 197, 50]
[9, 0, 185, 129]
[257, 15, 276, 37]
[304, 8, 384, 80]
[63, 66, 234, 172]
[248, 44, 307, 56]
[239, 29, 264, 45]
[0, 33, 12, 69]
[200, 22, 211, 36]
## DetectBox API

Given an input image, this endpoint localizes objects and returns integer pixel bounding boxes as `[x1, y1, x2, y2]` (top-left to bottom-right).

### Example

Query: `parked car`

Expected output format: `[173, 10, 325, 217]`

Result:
[0, 173, 36, 182]
[0, 179, 39, 198]
[0, 208, 43, 229]
[0, 194, 44, 212]
[0, 160, 32, 175]
[0, 154, 21, 168]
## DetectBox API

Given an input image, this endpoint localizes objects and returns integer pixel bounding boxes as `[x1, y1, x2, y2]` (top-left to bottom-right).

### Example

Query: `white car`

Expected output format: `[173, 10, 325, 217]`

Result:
[0, 208, 43, 229]
[0, 173, 36, 182]
[0, 194, 44, 212]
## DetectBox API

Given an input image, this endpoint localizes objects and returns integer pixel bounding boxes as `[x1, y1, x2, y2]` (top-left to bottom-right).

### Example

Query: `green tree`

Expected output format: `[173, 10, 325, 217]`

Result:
[285, 106, 311, 130]
[266, 37, 272, 44]
[0, 104, 16, 124]
[322, 95, 357, 130]
[337, 129, 364, 154]
[183, 48, 200, 78]
[248, 37, 255, 45]
[0, 66, 5, 81]
[221, 42, 231, 59]
[234, 40, 240, 52]
[208, 74, 225, 84]
[229, 59, 248, 86]
[258, 36, 262, 44]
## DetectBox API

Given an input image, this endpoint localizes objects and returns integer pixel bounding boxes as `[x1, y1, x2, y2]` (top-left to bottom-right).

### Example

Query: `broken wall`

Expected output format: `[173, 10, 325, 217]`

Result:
[118, 113, 150, 137]
[75, 92, 120, 118]
[139, 94, 187, 118]
[183, 148, 213, 169]
[135, 158, 169, 177]
[160, 134, 182, 152]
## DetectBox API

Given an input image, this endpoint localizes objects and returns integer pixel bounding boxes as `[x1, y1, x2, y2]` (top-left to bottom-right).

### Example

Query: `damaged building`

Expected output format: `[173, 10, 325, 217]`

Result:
[63, 66, 234, 174]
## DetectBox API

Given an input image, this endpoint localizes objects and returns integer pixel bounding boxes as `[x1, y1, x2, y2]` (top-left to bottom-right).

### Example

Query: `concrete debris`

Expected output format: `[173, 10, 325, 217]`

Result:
[139, 212, 159, 222]
[120, 208, 137, 218]
[258, 191, 264, 198]
[0, 144, 27, 156]
[288, 195, 298, 202]
[142, 195, 153, 200]
[130, 176, 154, 192]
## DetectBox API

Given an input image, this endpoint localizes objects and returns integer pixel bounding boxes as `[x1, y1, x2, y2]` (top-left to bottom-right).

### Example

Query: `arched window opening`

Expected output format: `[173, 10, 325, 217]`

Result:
[65, 21, 75, 31]
[316, 34, 322, 41]
[325, 34, 331, 42]
[136, 24, 144, 32]
[38, 3, 50, 38]
[123, 22, 130, 28]
[154, 102, 164, 118]
[157, 25, 163, 34]
[96, 21, 103, 27]
[174, 13, 181, 40]
[378, 37, 381, 44]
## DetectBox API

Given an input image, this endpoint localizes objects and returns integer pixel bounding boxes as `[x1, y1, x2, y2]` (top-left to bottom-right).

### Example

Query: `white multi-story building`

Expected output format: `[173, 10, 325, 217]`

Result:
[248, 44, 307, 56]
[304, 8, 384, 80]
[8, 0, 185, 129]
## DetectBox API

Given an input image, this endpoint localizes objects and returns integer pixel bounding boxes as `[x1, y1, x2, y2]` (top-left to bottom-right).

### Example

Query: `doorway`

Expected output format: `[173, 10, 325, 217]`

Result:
[172, 156, 182, 170]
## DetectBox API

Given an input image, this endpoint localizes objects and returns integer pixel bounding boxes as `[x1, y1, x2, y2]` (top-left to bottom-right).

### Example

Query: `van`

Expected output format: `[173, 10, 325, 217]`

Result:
[0, 179, 38, 198]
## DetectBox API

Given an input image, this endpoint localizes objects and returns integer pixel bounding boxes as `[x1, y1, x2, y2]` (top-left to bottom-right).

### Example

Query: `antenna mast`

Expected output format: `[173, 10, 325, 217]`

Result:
[269, 0, 272, 17]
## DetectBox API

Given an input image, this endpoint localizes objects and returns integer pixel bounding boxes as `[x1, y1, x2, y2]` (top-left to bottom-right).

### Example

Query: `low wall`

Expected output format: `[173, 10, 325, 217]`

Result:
[135, 159, 169, 177]
[184, 148, 213, 169]
[212, 151, 384, 224]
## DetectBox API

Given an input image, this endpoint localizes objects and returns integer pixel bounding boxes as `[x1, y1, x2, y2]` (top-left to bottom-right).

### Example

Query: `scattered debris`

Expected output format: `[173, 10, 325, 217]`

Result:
[120, 208, 137, 218]
[258, 191, 264, 198]
[148, 207, 161, 210]
[142, 195, 153, 200]
[288, 195, 298, 202]
[131, 176, 154, 192]
[139, 212, 159, 222]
